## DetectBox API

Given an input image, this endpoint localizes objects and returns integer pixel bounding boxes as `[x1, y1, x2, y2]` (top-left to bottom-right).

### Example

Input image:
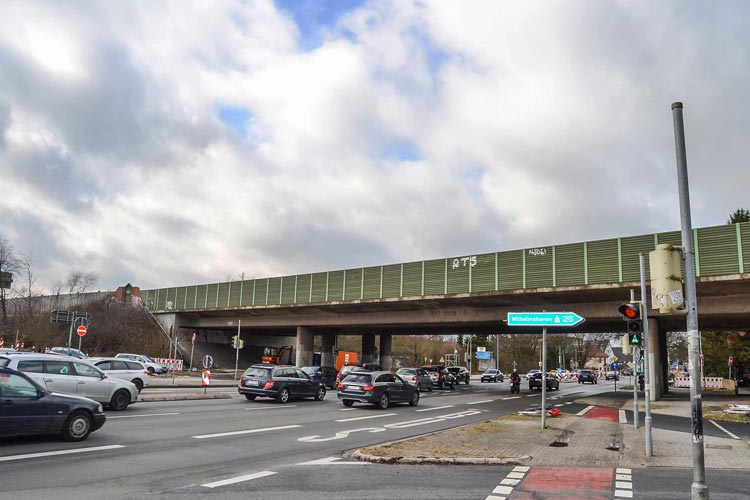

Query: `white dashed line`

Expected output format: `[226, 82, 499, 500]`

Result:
[193, 424, 301, 439]
[338, 408, 356, 411]
[501, 396, 521, 400]
[298, 457, 368, 465]
[466, 400, 495, 405]
[244, 405, 296, 411]
[335, 413, 397, 423]
[708, 419, 741, 440]
[0, 445, 125, 463]
[415, 405, 454, 412]
[108, 412, 180, 419]
[202, 470, 276, 488]
[619, 410, 628, 423]
[484, 464, 529, 499]
[576, 405, 594, 416]
[526, 393, 541, 397]
[614, 467, 633, 498]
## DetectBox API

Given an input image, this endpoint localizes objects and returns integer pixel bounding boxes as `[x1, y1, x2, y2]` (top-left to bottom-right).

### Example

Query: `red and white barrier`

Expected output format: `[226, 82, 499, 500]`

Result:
[154, 358, 184, 371]
[673, 377, 723, 389]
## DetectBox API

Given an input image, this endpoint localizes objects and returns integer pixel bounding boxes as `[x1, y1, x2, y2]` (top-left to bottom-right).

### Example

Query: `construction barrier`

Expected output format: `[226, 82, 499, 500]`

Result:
[673, 377, 723, 389]
[154, 358, 184, 371]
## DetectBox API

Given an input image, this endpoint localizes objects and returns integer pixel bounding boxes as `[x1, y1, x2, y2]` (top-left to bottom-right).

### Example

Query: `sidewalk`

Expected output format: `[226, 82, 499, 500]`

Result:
[353, 392, 750, 469]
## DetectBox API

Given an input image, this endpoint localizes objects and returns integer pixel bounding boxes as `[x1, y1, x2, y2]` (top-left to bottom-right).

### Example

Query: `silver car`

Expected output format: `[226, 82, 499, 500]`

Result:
[115, 353, 168, 374]
[88, 357, 151, 392]
[396, 368, 433, 392]
[0, 353, 139, 411]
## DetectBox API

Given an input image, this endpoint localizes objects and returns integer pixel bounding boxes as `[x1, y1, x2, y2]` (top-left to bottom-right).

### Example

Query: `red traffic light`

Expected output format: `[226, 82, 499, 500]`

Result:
[618, 303, 641, 320]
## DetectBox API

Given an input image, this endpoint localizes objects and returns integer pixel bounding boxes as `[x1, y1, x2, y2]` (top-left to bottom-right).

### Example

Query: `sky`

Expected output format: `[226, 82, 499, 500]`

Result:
[1, 0, 749, 293]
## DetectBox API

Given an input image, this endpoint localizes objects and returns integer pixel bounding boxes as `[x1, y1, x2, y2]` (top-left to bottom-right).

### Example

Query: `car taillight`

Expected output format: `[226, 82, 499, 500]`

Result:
[362, 385, 375, 391]
[412, 376, 417, 381]
[337, 383, 345, 389]
[336, 374, 340, 382]
[263, 380, 275, 389]
[436, 373, 441, 379]
[144, 370, 150, 375]
[238, 379, 243, 387]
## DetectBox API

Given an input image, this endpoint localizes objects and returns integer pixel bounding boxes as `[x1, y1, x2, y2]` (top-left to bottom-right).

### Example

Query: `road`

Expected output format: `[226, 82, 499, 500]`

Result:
[1, 379, 747, 499]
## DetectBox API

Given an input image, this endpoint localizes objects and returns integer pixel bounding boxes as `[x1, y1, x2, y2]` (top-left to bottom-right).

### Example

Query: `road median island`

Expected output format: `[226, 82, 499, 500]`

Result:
[138, 392, 233, 402]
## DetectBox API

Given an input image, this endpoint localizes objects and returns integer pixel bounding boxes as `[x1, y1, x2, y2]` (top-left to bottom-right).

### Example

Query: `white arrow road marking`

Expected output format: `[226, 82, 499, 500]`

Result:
[335, 413, 397, 422]
[0, 445, 125, 463]
[298, 427, 386, 443]
[202, 470, 276, 488]
[193, 424, 301, 439]
[108, 412, 180, 419]
[708, 419, 741, 440]
[384, 410, 482, 429]
[298, 457, 369, 465]
[415, 405, 454, 412]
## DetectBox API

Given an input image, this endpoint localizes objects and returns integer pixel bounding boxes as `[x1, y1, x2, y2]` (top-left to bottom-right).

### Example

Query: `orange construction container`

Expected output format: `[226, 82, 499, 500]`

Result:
[336, 351, 358, 371]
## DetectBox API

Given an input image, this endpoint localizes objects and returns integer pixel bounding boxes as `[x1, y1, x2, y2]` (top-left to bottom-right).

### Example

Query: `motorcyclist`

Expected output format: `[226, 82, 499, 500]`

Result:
[510, 369, 521, 392]
[638, 373, 645, 391]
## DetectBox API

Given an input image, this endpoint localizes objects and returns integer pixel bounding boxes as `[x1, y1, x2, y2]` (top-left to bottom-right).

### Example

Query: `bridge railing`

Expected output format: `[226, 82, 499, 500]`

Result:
[141, 222, 750, 312]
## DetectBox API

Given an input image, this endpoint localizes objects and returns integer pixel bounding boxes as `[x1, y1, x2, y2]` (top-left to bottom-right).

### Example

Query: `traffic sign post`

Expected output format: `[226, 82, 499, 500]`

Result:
[507, 310, 585, 430]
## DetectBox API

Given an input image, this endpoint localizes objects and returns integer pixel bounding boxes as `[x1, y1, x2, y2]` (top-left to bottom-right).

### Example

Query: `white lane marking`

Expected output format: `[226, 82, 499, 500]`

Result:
[501, 396, 521, 400]
[338, 408, 356, 411]
[616, 468, 632, 474]
[507, 472, 525, 479]
[0, 445, 125, 463]
[298, 457, 368, 465]
[513, 466, 530, 472]
[616, 481, 633, 489]
[500, 478, 521, 486]
[576, 405, 595, 416]
[554, 404, 564, 407]
[564, 402, 573, 405]
[244, 405, 296, 411]
[202, 470, 276, 488]
[708, 419, 741, 440]
[526, 393, 541, 397]
[485, 496, 506, 500]
[108, 412, 180, 419]
[614, 490, 634, 498]
[466, 400, 495, 405]
[493, 485, 513, 495]
[619, 410, 628, 423]
[415, 405, 454, 412]
[335, 413, 397, 422]
[193, 424, 301, 439]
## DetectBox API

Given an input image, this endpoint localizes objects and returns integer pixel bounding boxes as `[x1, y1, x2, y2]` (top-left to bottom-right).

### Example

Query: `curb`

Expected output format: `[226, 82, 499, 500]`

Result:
[138, 392, 233, 402]
[350, 449, 531, 465]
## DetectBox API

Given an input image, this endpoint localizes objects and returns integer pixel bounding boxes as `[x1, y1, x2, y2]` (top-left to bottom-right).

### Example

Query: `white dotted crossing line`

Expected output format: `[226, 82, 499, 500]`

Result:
[614, 467, 633, 498]
[484, 465, 529, 500]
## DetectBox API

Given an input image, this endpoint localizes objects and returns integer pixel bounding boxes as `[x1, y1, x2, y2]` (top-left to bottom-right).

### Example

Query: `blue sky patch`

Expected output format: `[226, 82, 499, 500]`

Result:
[217, 105, 253, 138]
[275, 0, 367, 50]
[384, 139, 421, 162]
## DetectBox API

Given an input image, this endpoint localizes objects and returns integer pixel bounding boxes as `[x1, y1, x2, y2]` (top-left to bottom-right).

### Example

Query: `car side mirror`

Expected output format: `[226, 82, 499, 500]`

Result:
[101, 372, 108, 379]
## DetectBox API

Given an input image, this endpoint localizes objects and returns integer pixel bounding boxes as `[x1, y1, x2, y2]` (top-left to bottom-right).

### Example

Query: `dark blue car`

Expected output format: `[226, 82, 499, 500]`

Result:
[301, 366, 338, 389]
[337, 370, 419, 409]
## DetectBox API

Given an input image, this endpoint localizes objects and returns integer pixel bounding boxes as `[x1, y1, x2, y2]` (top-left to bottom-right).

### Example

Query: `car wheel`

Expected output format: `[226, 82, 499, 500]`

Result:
[61, 410, 93, 442]
[315, 386, 326, 401]
[529, 385, 533, 391]
[132, 378, 144, 392]
[416, 383, 422, 392]
[465, 378, 470, 385]
[277, 387, 290, 404]
[109, 389, 131, 411]
[245, 394, 256, 400]
[147, 366, 155, 375]
[480, 380, 485, 383]
[409, 390, 420, 406]
[377, 393, 390, 409]
[343, 399, 354, 407]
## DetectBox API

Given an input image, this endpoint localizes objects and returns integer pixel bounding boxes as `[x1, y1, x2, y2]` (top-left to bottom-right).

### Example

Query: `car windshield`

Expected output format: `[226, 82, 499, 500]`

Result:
[397, 369, 415, 374]
[484, 370, 497, 374]
[342, 373, 371, 384]
[243, 367, 272, 378]
[0, 357, 9, 367]
[301, 367, 316, 375]
[422, 366, 439, 373]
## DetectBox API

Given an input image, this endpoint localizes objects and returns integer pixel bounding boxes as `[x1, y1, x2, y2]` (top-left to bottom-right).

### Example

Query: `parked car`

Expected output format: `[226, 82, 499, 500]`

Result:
[301, 366, 338, 389]
[446, 366, 471, 385]
[396, 367, 433, 392]
[605, 370, 620, 381]
[88, 357, 151, 392]
[481, 369, 504, 383]
[49, 347, 87, 359]
[421, 365, 455, 389]
[115, 353, 168, 374]
[0, 353, 139, 410]
[528, 371, 560, 391]
[578, 369, 598, 384]
[337, 370, 419, 409]
[335, 363, 382, 385]
[238, 364, 326, 403]
[0, 367, 106, 441]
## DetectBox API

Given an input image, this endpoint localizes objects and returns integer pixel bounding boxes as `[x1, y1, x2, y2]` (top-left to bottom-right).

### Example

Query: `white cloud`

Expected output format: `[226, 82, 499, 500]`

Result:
[1, 0, 749, 292]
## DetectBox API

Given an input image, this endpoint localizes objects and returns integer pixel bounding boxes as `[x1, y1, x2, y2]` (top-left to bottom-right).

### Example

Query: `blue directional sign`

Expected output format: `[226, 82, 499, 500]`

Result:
[611, 362, 619, 370]
[672, 361, 679, 368]
[506, 312, 585, 327]
[475, 351, 491, 360]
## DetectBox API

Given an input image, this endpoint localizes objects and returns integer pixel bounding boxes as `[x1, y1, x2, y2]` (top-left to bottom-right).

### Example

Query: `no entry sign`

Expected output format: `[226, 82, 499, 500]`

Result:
[77, 325, 87, 337]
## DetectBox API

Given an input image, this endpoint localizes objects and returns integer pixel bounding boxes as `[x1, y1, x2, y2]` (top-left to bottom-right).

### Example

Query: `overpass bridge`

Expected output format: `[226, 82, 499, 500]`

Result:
[142, 222, 750, 398]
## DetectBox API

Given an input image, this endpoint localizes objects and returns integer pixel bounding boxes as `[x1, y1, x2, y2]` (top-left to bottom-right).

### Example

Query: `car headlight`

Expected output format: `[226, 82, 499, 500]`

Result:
[97, 404, 104, 413]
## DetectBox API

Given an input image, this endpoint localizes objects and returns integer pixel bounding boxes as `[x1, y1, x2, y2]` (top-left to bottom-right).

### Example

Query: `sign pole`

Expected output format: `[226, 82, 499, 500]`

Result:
[234, 320, 241, 381]
[631, 289, 639, 429]
[541, 325, 547, 429]
[190, 333, 195, 372]
[672, 102, 707, 500]
[640, 253, 653, 457]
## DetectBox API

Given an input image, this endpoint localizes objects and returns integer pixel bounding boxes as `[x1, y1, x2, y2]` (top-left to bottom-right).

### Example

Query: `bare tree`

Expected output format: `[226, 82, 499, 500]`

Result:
[0, 235, 20, 328]
[66, 271, 99, 304]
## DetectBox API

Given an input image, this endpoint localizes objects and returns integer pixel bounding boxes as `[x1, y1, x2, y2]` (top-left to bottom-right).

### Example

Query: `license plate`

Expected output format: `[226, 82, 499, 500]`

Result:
[347, 385, 361, 391]
[248, 380, 260, 386]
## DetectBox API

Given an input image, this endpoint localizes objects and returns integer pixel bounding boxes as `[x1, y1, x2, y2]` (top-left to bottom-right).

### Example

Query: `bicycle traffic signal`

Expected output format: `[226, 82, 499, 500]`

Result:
[618, 303, 642, 345]
[231, 335, 239, 348]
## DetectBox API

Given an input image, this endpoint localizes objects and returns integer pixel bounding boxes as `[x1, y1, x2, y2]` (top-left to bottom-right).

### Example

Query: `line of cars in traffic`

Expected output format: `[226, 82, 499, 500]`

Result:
[0, 350, 168, 442]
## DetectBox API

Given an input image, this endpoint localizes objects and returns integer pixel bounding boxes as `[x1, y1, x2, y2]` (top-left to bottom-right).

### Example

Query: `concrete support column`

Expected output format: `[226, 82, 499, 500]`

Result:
[321, 334, 335, 367]
[379, 334, 393, 371]
[295, 326, 314, 367]
[648, 318, 662, 401]
[361, 334, 376, 363]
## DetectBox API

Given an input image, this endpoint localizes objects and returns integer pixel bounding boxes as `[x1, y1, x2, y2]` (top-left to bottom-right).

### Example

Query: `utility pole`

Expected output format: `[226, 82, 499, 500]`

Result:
[631, 289, 639, 430]
[672, 101, 707, 500]
[640, 253, 653, 457]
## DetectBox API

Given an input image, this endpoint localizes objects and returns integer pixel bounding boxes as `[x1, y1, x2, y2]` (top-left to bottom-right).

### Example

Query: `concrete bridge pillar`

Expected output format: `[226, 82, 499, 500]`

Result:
[361, 334, 376, 363]
[321, 334, 335, 367]
[648, 318, 663, 401]
[379, 334, 393, 371]
[295, 326, 314, 367]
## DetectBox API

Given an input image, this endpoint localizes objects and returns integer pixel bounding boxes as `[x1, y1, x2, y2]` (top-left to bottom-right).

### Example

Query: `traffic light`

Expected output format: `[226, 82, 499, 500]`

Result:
[231, 335, 238, 348]
[618, 303, 642, 345]
[238, 339, 245, 349]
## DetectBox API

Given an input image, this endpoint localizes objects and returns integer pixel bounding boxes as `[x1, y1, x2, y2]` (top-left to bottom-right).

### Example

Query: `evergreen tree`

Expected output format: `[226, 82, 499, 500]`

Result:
[727, 208, 750, 224]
